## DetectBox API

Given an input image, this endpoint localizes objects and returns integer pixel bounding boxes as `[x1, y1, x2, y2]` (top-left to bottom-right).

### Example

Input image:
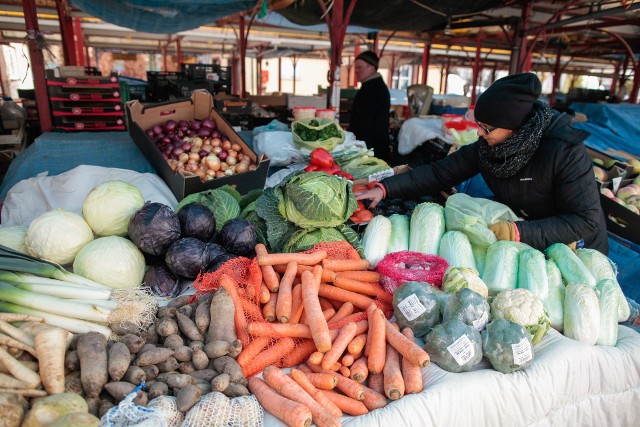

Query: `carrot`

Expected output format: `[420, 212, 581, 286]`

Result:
[308, 351, 324, 365]
[328, 313, 367, 330]
[322, 322, 358, 370]
[333, 372, 365, 401]
[322, 258, 370, 272]
[260, 283, 271, 304]
[347, 333, 367, 356]
[350, 356, 368, 383]
[367, 372, 384, 395]
[290, 368, 343, 418]
[383, 343, 405, 400]
[240, 296, 266, 321]
[248, 377, 312, 427]
[339, 366, 350, 377]
[289, 284, 304, 324]
[258, 251, 327, 266]
[281, 339, 317, 367]
[367, 308, 386, 374]
[237, 336, 270, 368]
[335, 270, 381, 282]
[333, 276, 393, 304]
[312, 265, 323, 287]
[240, 338, 296, 378]
[274, 264, 336, 283]
[401, 328, 424, 394]
[276, 261, 297, 323]
[263, 365, 340, 427]
[385, 319, 430, 368]
[300, 307, 334, 325]
[219, 274, 250, 347]
[247, 322, 314, 339]
[34, 327, 70, 394]
[298, 364, 313, 374]
[361, 382, 389, 410]
[341, 354, 355, 367]
[262, 291, 278, 322]
[327, 302, 354, 325]
[319, 390, 369, 416]
[364, 305, 374, 357]
[304, 372, 337, 390]
[318, 297, 334, 312]
[318, 284, 377, 311]
[328, 362, 341, 372]
[301, 271, 332, 353]
[255, 244, 281, 292]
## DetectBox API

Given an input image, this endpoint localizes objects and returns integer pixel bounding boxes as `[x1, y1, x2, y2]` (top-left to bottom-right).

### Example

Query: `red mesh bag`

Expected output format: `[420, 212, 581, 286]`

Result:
[376, 250, 449, 294]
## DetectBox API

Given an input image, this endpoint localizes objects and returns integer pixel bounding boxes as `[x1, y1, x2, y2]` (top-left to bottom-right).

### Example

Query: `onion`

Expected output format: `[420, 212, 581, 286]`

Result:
[186, 129, 196, 137]
[226, 156, 237, 166]
[219, 162, 228, 172]
[249, 164, 257, 171]
[221, 140, 232, 151]
[199, 150, 208, 158]
[201, 144, 213, 153]
[211, 130, 221, 138]
[218, 151, 228, 161]
[189, 152, 201, 162]
[152, 124, 163, 135]
[215, 171, 227, 178]
[195, 168, 207, 179]
[212, 146, 222, 155]
[202, 118, 216, 129]
[178, 153, 189, 163]
[182, 142, 192, 151]
[211, 137, 221, 147]
[178, 120, 189, 129]
[198, 127, 212, 138]
[163, 145, 174, 156]
[164, 120, 177, 132]
[172, 147, 184, 156]
[145, 129, 155, 139]
[192, 137, 203, 148]
[236, 161, 249, 173]
[191, 120, 202, 130]
[231, 143, 242, 152]
[204, 155, 221, 171]
[190, 145, 200, 154]
[227, 149, 238, 158]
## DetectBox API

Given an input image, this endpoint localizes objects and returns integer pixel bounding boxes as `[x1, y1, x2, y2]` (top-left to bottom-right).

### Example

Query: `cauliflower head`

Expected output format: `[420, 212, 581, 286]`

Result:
[490, 288, 550, 345]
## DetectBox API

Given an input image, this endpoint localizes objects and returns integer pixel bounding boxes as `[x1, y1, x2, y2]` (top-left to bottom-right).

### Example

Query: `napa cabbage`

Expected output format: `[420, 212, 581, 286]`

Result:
[387, 214, 409, 254]
[409, 202, 444, 255]
[438, 231, 476, 270]
[544, 259, 565, 332]
[517, 248, 549, 301]
[563, 284, 600, 345]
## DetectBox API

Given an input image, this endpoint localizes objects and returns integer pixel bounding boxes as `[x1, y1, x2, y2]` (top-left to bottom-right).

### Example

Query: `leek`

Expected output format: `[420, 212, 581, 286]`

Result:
[10, 281, 111, 301]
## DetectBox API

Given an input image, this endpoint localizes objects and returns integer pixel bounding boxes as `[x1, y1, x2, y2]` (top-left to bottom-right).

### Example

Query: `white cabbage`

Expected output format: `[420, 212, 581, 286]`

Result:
[517, 248, 549, 301]
[82, 180, 145, 237]
[595, 279, 619, 346]
[387, 214, 409, 254]
[442, 266, 488, 299]
[0, 225, 29, 254]
[544, 259, 565, 332]
[409, 202, 444, 255]
[361, 215, 391, 267]
[563, 284, 600, 345]
[438, 230, 476, 270]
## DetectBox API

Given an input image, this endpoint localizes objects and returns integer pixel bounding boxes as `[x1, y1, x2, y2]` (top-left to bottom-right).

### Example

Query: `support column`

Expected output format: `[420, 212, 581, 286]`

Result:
[55, 0, 76, 66]
[239, 16, 247, 97]
[23, 0, 52, 132]
[610, 61, 620, 94]
[73, 17, 85, 67]
[471, 35, 484, 104]
[176, 38, 183, 65]
[161, 46, 167, 72]
[421, 43, 431, 85]
[549, 47, 562, 106]
[518, 1, 534, 72]
[388, 53, 397, 89]
[630, 60, 639, 104]
[353, 45, 361, 86]
[278, 56, 282, 93]
[443, 58, 451, 94]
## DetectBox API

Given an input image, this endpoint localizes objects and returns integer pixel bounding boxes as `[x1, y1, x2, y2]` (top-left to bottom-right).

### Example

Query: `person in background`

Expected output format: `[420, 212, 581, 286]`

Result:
[355, 72, 608, 254]
[349, 51, 391, 162]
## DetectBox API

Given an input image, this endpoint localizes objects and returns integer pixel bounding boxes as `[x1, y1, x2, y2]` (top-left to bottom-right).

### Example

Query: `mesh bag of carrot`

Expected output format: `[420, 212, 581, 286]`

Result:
[376, 250, 449, 293]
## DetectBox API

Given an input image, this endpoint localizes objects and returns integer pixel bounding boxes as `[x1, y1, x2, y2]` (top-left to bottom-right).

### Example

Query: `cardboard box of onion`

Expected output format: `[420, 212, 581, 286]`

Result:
[127, 90, 270, 201]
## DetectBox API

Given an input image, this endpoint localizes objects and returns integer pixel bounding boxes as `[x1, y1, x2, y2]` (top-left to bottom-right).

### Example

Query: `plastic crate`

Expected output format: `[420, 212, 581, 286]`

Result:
[181, 63, 223, 81]
[169, 79, 218, 98]
[146, 71, 183, 102]
[118, 77, 148, 102]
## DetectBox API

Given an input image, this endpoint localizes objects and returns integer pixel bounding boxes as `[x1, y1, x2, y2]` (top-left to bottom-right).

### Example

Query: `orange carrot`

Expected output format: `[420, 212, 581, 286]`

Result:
[364, 305, 374, 357]
[248, 377, 312, 427]
[350, 356, 368, 383]
[247, 322, 313, 339]
[385, 319, 430, 368]
[383, 343, 405, 400]
[318, 284, 377, 311]
[333, 372, 365, 401]
[367, 372, 384, 395]
[263, 365, 340, 427]
[327, 302, 354, 325]
[289, 284, 304, 324]
[240, 296, 266, 322]
[297, 364, 313, 374]
[304, 372, 338, 390]
[335, 270, 381, 282]
[260, 283, 271, 304]
[262, 291, 278, 322]
[290, 368, 343, 418]
[328, 362, 341, 372]
[339, 366, 350, 377]
[241, 338, 296, 378]
[347, 333, 367, 356]
[237, 336, 270, 368]
[318, 297, 334, 312]
[308, 351, 324, 365]
[276, 261, 297, 323]
[301, 307, 335, 325]
[274, 264, 336, 283]
[301, 271, 332, 353]
[341, 354, 355, 367]
[319, 390, 369, 416]
[367, 308, 386, 374]
[322, 322, 358, 370]
[281, 339, 317, 367]
[333, 276, 393, 304]
[255, 244, 281, 292]
[258, 251, 327, 266]
[312, 265, 323, 287]
[322, 258, 370, 272]
[361, 382, 389, 411]
[328, 312, 367, 330]
[401, 328, 423, 394]
[219, 274, 250, 347]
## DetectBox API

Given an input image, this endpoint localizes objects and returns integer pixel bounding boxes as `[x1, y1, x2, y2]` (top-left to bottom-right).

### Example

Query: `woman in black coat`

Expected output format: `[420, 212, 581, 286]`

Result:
[356, 72, 608, 254]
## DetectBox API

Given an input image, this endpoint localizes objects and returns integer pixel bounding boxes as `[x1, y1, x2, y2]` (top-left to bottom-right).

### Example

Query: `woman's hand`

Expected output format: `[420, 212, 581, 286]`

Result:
[355, 186, 385, 208]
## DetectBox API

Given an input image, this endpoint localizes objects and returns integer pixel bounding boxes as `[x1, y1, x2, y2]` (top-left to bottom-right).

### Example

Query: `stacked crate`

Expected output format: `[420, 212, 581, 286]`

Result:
[146, 71, 182, 102]
[47, 72, 125, 131]
[167, 64, 232, 99]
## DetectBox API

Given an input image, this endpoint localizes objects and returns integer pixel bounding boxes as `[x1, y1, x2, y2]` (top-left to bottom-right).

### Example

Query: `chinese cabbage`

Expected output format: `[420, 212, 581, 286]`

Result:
[409, 202, 444, 255]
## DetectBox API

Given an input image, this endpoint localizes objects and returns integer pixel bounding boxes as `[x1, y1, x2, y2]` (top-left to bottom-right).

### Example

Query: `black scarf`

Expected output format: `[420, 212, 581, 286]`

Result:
[478, 101, 553, 178]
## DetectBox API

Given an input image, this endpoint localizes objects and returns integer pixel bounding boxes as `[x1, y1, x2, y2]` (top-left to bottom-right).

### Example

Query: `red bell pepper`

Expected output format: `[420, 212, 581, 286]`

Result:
[309, 147, 334, 168]
[303, 164, 320, 172]
[335, 171, 354, 180]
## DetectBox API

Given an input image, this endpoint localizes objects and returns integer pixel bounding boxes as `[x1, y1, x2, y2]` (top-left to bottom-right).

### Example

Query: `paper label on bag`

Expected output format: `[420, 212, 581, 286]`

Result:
[472, 310, 489, 331]
[612, 176, 623, 193]
[447, 335, 475, 366]
[511, 338, 533, 365]
[397, 294, 428, 321]
[368, 168, 394, 183]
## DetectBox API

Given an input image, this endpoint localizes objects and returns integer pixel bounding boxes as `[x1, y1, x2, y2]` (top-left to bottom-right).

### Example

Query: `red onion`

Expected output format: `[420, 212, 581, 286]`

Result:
[186, 129, 196, 137]
[177, 130, 185, 138]
[163, 145, 174, 155]
[191, 120, 202, 131]
[164, 120, 177, 132]
[182, 142, 192, 151]
[218, 151, 228, 161]
[178, 120, 189, 128]
[211, 130, 220, 138]
[152, 124, 163, 135]
[146, 129, 155, 139]
[197, 127, 212, 138]
[202, 118, 216, 129]
[199, 149, 208, 157]
[172, 147, 185, 156]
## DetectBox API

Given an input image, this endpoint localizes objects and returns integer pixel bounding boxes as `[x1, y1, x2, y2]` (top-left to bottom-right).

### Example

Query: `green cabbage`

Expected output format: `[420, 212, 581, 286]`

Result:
[82, 180, 145, 237]
[284, 225, 363, 256]
[517, 248, 549, 301]
[544, 243, 596, 288]
[387, 214, 409, 254]
[482, 241, 521, 296]
[544, 260, 565, 332]
[482, 319, 534, 374]
[595, 279, 619, 346]
[438, 231, 476, 270]
[409, 202, 444, 255]
[361, 215, 391, 267]
[442, 266, 488, 299]
[563, 284, 600, 345]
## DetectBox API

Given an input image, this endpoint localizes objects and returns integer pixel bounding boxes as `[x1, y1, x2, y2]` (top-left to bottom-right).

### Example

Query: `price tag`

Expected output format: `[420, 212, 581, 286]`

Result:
[612, 176, 623, 194]
[368, 168, 394, 183]
[397, 294, 429, 321]
[472, 310, 489, 331]
[447, 335, 475, 366]
[511, 338, 533, 365]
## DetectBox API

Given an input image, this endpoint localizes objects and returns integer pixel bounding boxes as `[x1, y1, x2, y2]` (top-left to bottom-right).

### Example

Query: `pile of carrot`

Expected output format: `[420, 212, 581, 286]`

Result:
[234, 244, 431, 426]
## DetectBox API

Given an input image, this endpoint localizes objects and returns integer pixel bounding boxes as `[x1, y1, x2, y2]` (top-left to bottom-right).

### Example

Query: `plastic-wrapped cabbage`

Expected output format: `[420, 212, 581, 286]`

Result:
[482, 241, 521, 296]
[387, 214, 409, 254]
[544, 260, 565, 332]
[517, 248, 549, 301]
[443, 288, 490, 331]
[424, 319, 483, 373]
[544, 243, 596, 288]
[576, 248, 630, 322]
[471, 244, 487, 276]
[491, 288, 550, 345]
[393, 281, 442, 338]
[361, 215, 391, 267]
[595, 279, 618, 346]
[442, 266, 488, 299]
[482, 319, 534, 374]
[409, 202, 444, 255]
[563, 284, 600, 345]
[438, 231, 476, 270]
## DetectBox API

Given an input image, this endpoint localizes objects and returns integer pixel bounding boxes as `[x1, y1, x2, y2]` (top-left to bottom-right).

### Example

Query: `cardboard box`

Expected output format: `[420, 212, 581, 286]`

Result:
[600, 192, 640, 245]
[587, 146, 635, 176]
[214, 98, 252, 115]
[127, 90, 270, 201]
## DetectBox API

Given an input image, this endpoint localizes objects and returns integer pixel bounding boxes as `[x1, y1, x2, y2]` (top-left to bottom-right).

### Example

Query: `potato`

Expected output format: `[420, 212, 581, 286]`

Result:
[122, 366, 146, 385]
[140, 365, 159, 382]
[176, 312, 204, 342]
[64, 372, 84, 396]
[211, 373, 230, 392]
[163, 334, 184, 351]
[188, 341, 204, 351]
[190, 369, 218, 382]
[155, 317, 179, 337]
[222, 382, 250, 397]
[109, 321, 142, 336]
[135, 348, 174, 367]
[213, 356, 246, 385]
[191, 348, 209, 371]
[148, 381, 169, 399]
[157, 356, 179, 373]
[177, 304, 193, 319]
[155, 373, 196, 388]
[98, 400, 115, 419]
[157, 307, 176, 318]
[207, 287, 236, 343]
[64, 350, 79, 372]
[119, 334, 146, 354]
[173, 346, 193, 362]
[77, 332, 108, 398]
[108, 342, 131, 382]
[179, 362, 195, 375]
[194, 300, 211, 335]
[176, 384, 201, 413]
[167, 295, 191, 308]
[104, 382, 136, 402]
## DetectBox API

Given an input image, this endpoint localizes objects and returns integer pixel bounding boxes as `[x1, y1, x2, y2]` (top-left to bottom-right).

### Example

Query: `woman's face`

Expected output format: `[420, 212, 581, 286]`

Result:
[476, 120, 514, 146]
[355, 59, 376, 82]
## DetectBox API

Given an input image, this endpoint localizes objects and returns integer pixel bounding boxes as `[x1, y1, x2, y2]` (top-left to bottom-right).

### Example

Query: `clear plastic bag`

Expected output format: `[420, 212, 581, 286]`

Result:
[291, 118, 345, 151]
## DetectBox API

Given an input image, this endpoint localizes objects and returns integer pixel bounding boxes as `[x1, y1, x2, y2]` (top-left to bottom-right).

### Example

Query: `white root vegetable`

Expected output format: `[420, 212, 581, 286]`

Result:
[0, 334, 37, 357]
[34, 327, 71, 394]
[0, 320, 34, 347]
[0, 346, 41, 389]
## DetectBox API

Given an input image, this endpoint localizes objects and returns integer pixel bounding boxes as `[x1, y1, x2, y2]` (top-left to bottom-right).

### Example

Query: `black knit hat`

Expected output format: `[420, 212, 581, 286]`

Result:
[474, 72, 542, 130]
[356, 51, 379, 70]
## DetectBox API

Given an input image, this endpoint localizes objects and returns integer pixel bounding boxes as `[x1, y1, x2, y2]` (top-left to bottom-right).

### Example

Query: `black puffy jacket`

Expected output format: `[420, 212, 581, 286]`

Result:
[383, 110, 608, 254]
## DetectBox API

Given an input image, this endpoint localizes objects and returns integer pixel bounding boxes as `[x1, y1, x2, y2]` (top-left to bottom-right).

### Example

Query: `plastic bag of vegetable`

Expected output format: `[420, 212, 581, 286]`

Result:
[424, 319, 483, 373]
[481, 241, 521, 296]
[517, 248, 549, 301]
[544, 243, 596, 288]
[443, 288, 490, 331]
[563, 284, 600, 345]
[409, 202, 445, 255]
[361, 215, 391, 267]
[471, 244, 487, 277]
[482, 318, 534, 374]
[438, 231, 476, 270]
[441, 266, 488, 299]
[393, 281, 443, 338]
[291, 118, 345, 151]
[595, 279, 619, 346]
[544, 259, 565, 332]
[491, 288, 550, 345]
[387, 214, 409, 254]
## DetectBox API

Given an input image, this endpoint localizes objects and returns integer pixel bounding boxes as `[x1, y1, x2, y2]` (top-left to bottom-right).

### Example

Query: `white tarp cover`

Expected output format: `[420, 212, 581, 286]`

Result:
[264, 327, 640, 426]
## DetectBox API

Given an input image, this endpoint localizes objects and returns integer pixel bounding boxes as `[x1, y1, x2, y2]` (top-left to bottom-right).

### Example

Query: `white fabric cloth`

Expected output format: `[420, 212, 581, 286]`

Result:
[263, 326, 640, 427]
[398, 117, 455, 155]
[1, 165, 178, 226]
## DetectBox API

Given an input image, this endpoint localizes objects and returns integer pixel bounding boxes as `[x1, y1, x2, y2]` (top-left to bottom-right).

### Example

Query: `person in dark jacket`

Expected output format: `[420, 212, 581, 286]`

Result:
[349, 51, 391, 162]
[356, 72, 608, 254]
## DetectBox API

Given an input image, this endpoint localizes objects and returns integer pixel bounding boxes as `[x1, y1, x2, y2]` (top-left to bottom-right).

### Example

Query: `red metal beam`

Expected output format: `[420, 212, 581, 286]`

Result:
[55, 0, 76, 66]
[176, 37, 183, 65]
[630, 60, 639, 104]
[471, 34, 484, 104]
[22, 0, 52, 132]
[421, 43, 430, 85]
[73, 17, 85, 66]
